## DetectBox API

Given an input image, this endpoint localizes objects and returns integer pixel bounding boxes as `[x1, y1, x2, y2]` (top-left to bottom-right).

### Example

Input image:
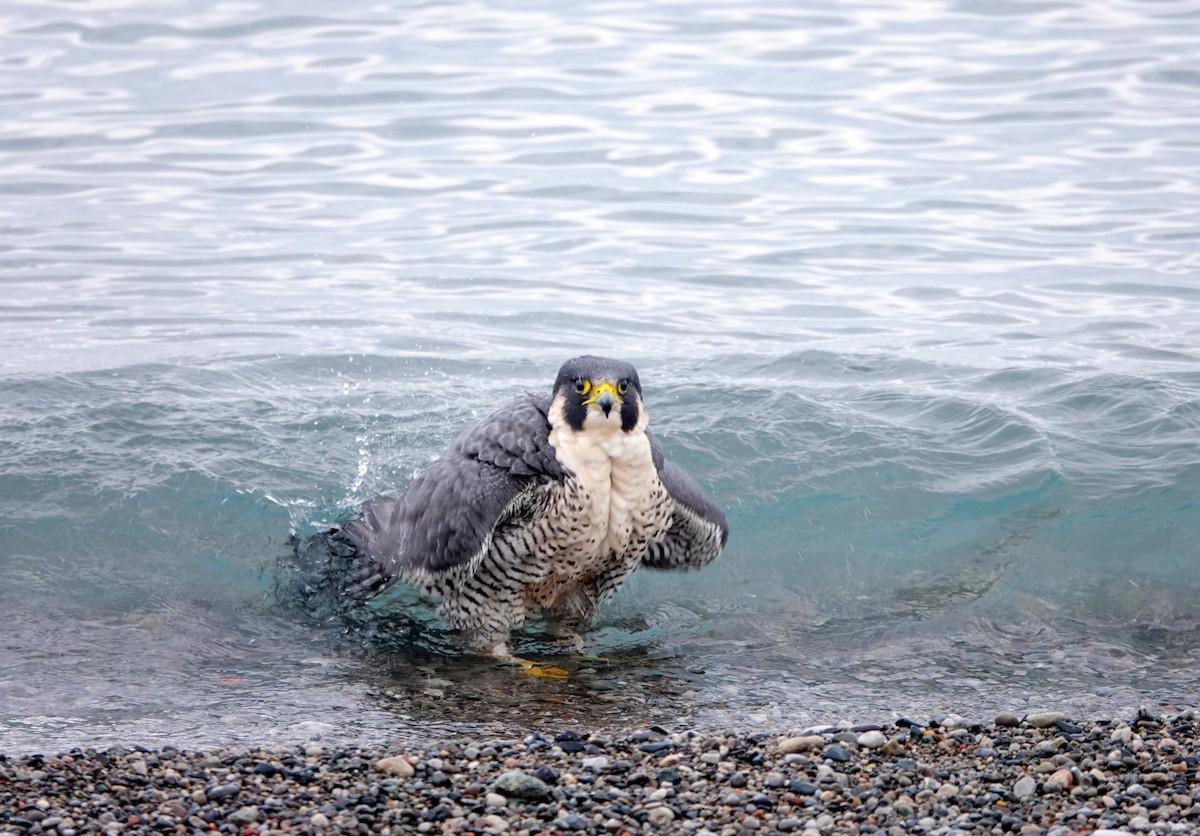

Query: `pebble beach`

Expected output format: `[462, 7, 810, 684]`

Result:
[3, 708, 1198, 836]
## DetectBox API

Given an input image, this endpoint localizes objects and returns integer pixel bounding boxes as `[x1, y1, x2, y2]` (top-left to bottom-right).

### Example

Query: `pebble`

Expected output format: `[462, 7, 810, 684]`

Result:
[1027, 711, 1068, 728]
[1054, 719, 1084, 735]
[375, 755, 415, 778]
[789, 779, 819, 795]
[492, 769, 553, 800]
[1047, 768, 1074, 790]
[857, 730, 887, 749]
[647, 806, 675, 827]
[229, 805, 260, 823]
[777, 735, 824, 754]
[936, 782, 959, 800]
[1013, 775, 1037, 799]
[204, 782, 239, 799]
[483, 814, 508, 831]
[0, 713, 1197, 835]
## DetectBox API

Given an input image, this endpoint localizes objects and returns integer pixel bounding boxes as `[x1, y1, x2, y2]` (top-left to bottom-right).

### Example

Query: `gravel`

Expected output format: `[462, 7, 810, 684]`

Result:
[2, 709, 1199, 834]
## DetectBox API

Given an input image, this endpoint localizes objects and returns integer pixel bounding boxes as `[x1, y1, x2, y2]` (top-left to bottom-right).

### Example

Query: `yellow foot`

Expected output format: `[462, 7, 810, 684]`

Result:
[514, 658, 570, 680]
[488, 644, 570, 679]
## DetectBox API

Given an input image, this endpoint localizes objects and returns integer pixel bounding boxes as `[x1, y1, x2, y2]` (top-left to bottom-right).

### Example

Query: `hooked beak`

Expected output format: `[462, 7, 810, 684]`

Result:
[584, 381, 621, 417]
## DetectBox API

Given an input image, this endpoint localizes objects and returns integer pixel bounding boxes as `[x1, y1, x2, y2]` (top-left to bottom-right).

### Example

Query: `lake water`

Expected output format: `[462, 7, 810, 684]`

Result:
[2, 0, 1200, 753]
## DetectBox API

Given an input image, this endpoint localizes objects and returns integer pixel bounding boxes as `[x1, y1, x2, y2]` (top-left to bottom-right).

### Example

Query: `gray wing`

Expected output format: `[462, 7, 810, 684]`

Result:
[642, 431, 729, 570]
[338, 392, 563, 599]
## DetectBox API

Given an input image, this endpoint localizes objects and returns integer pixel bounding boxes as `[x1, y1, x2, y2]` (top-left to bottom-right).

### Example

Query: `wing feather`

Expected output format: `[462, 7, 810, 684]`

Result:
[337, 392, 560, 598]
[643, 431, 729, 570]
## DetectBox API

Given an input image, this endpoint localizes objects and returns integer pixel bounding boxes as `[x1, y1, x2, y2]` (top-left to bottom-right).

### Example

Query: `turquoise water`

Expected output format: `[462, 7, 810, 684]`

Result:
[2, 0, 1200, 751]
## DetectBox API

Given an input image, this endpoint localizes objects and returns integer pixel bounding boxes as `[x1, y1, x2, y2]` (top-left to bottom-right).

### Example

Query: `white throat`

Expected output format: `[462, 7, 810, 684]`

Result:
[546, 396, 649, 469]
[546, 395, 661, 556]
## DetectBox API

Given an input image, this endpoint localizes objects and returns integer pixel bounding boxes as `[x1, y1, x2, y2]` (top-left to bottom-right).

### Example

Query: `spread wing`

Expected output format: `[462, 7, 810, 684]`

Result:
[642, 431, 729, 570]
[337, 392, 564, 599]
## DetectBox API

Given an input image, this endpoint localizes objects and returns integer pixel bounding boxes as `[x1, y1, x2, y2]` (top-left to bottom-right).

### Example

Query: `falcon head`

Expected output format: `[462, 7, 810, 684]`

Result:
[551, 355, 645, 433]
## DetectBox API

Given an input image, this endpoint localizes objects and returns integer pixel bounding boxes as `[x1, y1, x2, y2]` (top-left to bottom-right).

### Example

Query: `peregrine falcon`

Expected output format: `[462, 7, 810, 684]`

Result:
[299, 356, 728, 671]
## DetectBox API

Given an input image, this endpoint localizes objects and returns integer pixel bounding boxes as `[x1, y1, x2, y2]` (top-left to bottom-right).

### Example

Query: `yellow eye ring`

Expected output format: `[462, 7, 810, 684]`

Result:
[617, 380, 629, 395]
[575, 378, 591, 395]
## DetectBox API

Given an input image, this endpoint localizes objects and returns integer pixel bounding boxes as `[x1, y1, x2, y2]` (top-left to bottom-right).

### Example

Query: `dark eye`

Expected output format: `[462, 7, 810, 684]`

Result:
[617, 379, 629, 395]
[575, 378, 591, 395]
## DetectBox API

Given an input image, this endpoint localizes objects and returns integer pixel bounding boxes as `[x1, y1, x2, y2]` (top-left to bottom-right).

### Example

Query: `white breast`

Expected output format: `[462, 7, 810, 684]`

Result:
[547, 421, 670, 565]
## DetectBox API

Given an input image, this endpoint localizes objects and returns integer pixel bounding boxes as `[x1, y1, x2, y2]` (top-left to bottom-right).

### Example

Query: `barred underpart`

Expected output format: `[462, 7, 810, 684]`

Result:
[425, 473, 674, 650]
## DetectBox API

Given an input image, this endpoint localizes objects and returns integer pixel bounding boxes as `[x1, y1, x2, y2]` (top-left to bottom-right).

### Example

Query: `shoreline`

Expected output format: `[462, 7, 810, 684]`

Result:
[2, 709, 1197, 835]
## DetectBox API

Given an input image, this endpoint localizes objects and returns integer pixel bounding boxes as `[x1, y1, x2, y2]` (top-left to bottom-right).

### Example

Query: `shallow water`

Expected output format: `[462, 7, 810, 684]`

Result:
[2, 0, 1200, 752]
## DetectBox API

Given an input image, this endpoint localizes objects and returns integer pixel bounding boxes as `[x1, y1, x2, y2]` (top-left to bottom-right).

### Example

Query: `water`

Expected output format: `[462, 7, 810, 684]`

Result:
[2, 0, 1200, 752]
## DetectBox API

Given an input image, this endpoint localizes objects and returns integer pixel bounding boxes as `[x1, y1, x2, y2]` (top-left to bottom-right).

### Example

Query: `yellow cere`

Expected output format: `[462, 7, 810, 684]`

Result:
[583, 381, 622, 406]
